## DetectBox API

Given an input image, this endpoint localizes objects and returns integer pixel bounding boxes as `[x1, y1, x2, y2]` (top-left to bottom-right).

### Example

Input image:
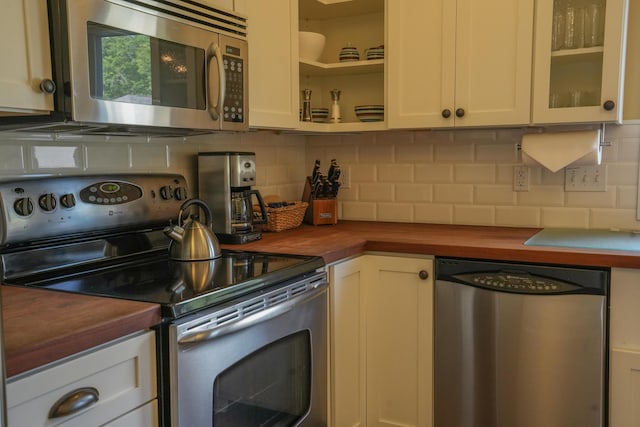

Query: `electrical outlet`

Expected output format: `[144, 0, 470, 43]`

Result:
[340, 166, 351, 189]
[513, 165, 529, 192]
[564, 165, 607, 192]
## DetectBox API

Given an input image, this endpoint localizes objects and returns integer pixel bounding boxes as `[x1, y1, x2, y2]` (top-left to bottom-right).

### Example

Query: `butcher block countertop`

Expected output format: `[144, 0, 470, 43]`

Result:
[5, 221, 640, 377]
[226, 221, 640, 269]
[2, 286, 161, 377]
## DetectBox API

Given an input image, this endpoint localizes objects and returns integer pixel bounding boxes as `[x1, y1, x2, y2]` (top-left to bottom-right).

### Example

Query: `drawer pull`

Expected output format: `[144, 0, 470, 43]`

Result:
[48, 387, 99, 419]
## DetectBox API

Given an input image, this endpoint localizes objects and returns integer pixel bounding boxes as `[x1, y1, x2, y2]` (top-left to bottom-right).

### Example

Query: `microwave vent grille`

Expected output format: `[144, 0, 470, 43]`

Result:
[113, 0, 248, 38]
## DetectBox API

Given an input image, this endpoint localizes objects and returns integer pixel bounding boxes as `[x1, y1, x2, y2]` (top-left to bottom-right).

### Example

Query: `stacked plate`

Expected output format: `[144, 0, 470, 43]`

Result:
[366, 46, 384, 60]
[339, 45, 360, 62]
[311, 108, 329, 123]
[354, 105, 384, 122]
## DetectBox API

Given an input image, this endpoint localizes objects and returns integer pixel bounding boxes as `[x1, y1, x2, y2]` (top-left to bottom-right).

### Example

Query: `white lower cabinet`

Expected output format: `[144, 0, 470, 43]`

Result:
[7, 330, 158, 427]
[610, 268, 640, 427]
[329, 254, 433, 427]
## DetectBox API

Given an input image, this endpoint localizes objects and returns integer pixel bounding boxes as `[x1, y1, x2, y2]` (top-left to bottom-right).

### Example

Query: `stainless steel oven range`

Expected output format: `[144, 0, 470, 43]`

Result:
[0, 174, 327, 427]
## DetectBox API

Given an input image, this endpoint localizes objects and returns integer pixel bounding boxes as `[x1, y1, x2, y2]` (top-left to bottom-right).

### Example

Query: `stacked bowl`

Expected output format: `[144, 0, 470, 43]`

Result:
[311, 108, 329, 123]
[366, 45, 384, 60]
[354, 105, 384, 122]
[339, 45, 360, 62]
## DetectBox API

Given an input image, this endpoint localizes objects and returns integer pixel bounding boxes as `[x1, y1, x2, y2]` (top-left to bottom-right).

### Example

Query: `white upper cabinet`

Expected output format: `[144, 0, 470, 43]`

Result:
[237, 0, 300, 129]
[387, 0, 534, 129]
[532, 0, 629, 124]
[0, 0, 54, 115]
[297, 0, 386, 132]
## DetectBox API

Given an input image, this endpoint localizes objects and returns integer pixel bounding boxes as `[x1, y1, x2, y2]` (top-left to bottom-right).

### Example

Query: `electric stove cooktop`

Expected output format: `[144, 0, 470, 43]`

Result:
[7, 250, 325, 318]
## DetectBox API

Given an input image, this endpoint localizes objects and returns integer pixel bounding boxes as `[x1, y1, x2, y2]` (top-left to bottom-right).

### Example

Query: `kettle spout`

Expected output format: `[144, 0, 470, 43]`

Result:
[163, 225, 185, 243]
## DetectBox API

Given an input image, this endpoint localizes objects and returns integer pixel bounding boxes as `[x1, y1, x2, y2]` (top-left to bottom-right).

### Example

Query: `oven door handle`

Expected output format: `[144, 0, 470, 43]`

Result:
[178, 282, 327, 344]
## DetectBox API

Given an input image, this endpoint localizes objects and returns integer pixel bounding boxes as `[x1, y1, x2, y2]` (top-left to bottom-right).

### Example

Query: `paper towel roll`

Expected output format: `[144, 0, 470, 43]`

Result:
[521, 130, 602, 173]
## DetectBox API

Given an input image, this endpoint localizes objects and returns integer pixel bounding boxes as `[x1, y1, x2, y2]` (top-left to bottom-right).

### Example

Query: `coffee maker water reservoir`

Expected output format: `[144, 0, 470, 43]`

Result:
[198, 152, 267, 244]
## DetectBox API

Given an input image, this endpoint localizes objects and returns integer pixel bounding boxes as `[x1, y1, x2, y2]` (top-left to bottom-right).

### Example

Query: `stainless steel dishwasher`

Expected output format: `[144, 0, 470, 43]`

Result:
[435, 257, 608, 427]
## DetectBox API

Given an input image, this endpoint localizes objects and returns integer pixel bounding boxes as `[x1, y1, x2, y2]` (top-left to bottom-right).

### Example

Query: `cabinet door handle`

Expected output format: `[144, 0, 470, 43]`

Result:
[441, 109, 452, 118]
[455, 108, 465, 118]
[39, 79, 56, 95]
[603, 100, 616, 111]
[419, 270, 429, 280]
[48, 387, 99, 419]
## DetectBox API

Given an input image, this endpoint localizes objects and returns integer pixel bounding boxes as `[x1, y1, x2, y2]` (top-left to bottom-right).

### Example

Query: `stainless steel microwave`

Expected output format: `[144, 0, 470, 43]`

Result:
[47, 0, 248, 133]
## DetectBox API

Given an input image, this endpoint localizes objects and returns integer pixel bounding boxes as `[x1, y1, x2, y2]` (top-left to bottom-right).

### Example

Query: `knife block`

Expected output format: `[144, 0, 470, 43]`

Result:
[302, 179, 338, 225]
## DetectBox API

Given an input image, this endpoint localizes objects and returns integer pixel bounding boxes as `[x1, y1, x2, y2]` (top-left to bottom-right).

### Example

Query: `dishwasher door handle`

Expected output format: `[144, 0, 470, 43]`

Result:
[178, 283, 327, 344]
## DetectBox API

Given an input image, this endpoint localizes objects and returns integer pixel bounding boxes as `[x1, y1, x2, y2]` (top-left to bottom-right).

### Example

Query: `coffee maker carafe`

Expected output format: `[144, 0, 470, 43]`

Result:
[198, 152, 268, 244]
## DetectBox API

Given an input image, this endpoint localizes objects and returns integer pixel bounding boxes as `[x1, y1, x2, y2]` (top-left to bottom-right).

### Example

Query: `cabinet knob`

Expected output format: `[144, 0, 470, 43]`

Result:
[418, 270, 429, 280]
[603, 100, 616, 111]
[441, 109, 451, 118]
[39, 79, 56, 95]
[455, 108, 465, 118]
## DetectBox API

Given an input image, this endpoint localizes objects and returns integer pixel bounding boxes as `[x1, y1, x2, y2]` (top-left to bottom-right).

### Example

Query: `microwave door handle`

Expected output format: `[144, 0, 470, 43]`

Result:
[207, 42, 225, 121]
[177, 282, 327, 345]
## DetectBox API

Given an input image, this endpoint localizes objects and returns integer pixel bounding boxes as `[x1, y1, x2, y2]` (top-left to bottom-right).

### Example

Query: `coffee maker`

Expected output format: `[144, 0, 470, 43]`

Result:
[198, 152, 267, 244]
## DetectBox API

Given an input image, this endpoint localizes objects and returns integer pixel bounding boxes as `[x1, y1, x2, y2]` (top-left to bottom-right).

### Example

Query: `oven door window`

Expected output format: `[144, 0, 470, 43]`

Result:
[213, 330, 311, 426]
[86, 22, 206, 109]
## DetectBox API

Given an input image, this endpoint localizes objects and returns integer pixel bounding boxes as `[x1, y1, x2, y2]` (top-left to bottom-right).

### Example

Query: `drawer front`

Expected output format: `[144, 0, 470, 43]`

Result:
[105, 400, 158, 427]
[7, 330, 157, 426]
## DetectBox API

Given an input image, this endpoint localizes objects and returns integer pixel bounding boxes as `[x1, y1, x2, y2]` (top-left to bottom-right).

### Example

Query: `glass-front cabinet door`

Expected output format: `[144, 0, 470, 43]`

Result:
[532, 0, 629, 124]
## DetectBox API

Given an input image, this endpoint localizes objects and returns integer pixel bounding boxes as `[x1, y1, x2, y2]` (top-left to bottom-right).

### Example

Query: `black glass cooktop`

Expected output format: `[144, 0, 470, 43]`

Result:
[9, 250, 324, 318]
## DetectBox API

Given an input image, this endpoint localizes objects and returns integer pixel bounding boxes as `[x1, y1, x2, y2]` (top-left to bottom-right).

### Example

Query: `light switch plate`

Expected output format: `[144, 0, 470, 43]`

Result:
[564, 165, 607, 192]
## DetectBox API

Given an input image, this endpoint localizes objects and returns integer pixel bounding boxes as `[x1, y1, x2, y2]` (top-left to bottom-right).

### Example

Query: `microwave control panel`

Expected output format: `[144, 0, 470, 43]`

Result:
[222, 40, 247, 125]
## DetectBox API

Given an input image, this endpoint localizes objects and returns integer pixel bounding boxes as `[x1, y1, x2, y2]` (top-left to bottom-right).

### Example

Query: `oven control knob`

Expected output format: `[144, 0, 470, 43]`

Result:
[160, 186, 173, 200]
[14, 197, 34, 216]
[60, 193, 76, 208]
[174, 187, 188, 201]
[39, 193, 57, 211]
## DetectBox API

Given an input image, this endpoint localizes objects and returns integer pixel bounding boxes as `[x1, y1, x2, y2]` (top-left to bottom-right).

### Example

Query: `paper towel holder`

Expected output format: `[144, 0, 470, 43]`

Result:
[516, 123, 610, 152]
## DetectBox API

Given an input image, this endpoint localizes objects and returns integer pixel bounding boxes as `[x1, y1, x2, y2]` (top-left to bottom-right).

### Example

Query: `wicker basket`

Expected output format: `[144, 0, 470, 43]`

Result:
[259, 201, 309, 232]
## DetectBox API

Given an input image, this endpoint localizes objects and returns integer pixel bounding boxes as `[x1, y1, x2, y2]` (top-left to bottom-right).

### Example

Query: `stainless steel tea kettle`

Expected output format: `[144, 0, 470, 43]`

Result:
[164, 199, 221, 261]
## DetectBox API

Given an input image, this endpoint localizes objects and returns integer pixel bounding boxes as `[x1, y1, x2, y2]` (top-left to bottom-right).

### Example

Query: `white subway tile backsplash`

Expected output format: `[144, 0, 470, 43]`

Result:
[341, 201, 377, 220]
[475, 143, 519, 163]
[359, 183, 394, 202]
[617, 186, 637, 209]
[378, 202, 414, 222]
[31, 144, 83, 170]
[358, 143, 394, 164]
[454, 205, 495, 225]
[0, 144, 25, 172]
[454, 164, 495, 183]
[1, 123, 639, 231]
[396, 141, 433, 164]
[607, 162, 639, 185]
[434, 184, 474, 204]
[517, 186, 565, 206]
[351, 164, 377, 183]
[541, 207, 589, 228]
[415, 164, 453, 183]
[414, 203, 453, 224]
[85, 143, 131, 171]
[396, 184, 433, 202]
[495, 207, 541, 226]
[566, 190, 616, 208]
[130, 144, 168, 170]
[434, 142, 474, 162]
[378, 164, 413, 182]
[474, 185, 516, 205]
[590, 208, 639, 230]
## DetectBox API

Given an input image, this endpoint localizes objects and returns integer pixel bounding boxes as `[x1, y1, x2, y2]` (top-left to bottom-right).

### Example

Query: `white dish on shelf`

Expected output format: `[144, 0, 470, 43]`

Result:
[299, 31, 326, 61]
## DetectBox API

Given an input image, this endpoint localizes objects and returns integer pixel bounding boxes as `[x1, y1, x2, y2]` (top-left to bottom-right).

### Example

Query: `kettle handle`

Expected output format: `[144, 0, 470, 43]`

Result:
[178, 199, 213, 228]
